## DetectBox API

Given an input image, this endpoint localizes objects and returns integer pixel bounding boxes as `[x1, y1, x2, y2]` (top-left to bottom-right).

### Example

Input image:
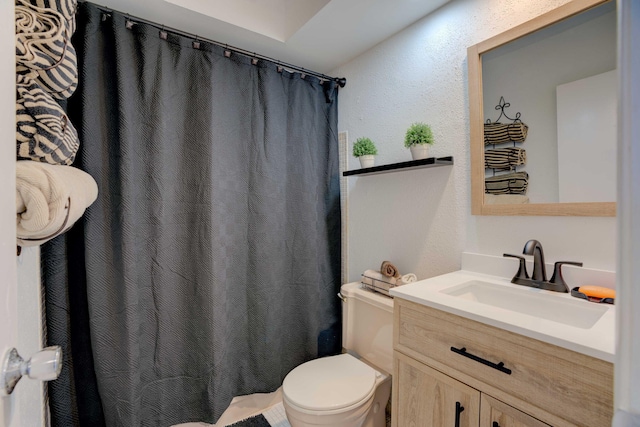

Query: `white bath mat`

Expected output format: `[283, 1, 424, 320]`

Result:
[172, 389, 292, 427]
[261, 402, 291, 427]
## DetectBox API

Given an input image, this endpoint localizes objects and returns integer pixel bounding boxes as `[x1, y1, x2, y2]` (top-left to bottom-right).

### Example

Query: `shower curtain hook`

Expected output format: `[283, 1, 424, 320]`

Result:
[125, 14, 134, 30]
[100, 4, 112, 21]
[251, 53, 258, 66]
[159, 25, 167, 40]
[192, 35, 201, 50]
[224, 44, 231, 58]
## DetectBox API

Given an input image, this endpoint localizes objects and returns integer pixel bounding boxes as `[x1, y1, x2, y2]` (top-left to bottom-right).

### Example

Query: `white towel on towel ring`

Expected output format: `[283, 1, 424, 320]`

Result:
[16, 161, 98, 247]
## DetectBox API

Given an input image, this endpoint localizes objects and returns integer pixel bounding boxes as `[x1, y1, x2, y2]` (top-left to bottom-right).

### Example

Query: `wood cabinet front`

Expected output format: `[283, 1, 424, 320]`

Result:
[480, 394, 550, 427]
[392, 297, 614, 426]
[394, 351, 480, 427]
[394, 298, 613, 427]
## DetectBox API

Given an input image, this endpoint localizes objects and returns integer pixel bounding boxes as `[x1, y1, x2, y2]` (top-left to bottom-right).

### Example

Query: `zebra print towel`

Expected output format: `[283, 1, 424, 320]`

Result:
[16, 77, 79, 165]
[485, 147, 526, 171]
[484, 122, 528, 146]
[15, 0, 78, 99]
[485, 171, 529, 195]
[27, 0, 77, 33]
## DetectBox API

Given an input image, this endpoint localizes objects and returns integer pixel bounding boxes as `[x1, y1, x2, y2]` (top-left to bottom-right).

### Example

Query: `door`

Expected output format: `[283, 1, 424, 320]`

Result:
[0, 1, 20, 426]
[394, 352, 480, 427]
[616, 0, 640, 423]
[480, 395, 550, 427]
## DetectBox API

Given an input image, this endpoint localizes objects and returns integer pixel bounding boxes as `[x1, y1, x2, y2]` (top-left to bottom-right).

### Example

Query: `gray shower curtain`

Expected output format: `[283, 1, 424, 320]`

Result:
[42, 3, 341, 426]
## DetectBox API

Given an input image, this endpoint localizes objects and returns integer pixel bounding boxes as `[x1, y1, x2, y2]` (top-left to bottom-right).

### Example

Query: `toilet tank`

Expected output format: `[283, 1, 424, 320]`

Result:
[340, 282, 394, 374]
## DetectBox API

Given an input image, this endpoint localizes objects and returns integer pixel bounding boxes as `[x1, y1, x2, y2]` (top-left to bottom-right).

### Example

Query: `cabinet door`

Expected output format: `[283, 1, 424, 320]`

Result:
[480, 395, 550, 427]
[394, 351, 480, 427]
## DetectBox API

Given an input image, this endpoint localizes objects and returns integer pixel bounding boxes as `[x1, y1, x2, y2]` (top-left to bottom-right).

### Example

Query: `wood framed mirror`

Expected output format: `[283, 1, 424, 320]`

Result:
[468, 0, 616, 216]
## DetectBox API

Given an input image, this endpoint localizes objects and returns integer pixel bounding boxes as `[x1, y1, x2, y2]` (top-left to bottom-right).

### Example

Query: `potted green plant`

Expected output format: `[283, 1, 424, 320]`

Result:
[353, 137, 378, 168]
[404, 122, 434, 160]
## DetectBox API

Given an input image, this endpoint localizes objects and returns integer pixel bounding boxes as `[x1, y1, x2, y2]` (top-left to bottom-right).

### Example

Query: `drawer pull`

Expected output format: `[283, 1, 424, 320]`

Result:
[455, 401, 465, 427]
[493, 422, 500, 427]
[450, 346, 512, 375]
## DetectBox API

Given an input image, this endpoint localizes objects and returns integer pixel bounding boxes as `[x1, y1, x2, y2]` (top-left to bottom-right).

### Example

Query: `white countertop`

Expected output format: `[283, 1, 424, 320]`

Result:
[390, 269, 615, 363]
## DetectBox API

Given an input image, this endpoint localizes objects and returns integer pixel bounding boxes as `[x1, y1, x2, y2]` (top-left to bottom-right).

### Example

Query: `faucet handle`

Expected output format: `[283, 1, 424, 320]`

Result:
[549, 261, 583, 291]
[503, 253, 529, 281]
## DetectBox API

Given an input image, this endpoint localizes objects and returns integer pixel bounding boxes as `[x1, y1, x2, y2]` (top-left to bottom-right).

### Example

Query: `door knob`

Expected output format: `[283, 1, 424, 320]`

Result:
[0, 346, 62, 396]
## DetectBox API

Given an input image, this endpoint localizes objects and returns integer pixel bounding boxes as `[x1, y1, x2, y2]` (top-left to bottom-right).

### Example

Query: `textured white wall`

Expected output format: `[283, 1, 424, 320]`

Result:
[334, 0, 617, 283]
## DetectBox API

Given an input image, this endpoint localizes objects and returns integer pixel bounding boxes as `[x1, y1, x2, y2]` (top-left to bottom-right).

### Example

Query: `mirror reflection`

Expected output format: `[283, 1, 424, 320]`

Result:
[482, 2, 617, 203]
[468, 0, 617, 216]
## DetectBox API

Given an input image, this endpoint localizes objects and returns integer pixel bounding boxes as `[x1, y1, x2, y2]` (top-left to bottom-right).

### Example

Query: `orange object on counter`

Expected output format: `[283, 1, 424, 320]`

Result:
[571, 285, 616, 304]
[579, 286, 616, 300]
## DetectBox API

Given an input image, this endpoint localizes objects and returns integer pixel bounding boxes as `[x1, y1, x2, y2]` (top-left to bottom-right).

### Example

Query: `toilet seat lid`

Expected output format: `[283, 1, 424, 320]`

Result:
[282, 353, 377, 411]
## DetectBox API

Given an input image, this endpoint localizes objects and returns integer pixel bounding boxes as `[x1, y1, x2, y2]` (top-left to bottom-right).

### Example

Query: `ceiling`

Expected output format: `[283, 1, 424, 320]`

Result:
[162, 0, 333, 43]
[99, 0, 450, 74]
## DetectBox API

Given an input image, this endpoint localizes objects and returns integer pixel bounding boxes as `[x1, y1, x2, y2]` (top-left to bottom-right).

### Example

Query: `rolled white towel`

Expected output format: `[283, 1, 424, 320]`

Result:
[16, 161, 98, 247]
[397, 273, 417, 286]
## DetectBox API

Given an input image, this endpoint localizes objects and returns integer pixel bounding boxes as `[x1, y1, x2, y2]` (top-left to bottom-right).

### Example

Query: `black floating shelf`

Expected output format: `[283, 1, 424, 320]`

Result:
[343, 156, 454, 177]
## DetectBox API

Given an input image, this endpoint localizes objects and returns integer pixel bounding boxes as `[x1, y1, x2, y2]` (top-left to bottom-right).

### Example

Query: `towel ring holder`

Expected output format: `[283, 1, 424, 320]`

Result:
[17, 198, 72, 256]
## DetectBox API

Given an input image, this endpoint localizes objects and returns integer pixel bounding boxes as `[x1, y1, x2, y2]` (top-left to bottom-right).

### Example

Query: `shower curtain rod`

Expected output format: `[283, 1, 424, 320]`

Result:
[94, 4, 347, 88]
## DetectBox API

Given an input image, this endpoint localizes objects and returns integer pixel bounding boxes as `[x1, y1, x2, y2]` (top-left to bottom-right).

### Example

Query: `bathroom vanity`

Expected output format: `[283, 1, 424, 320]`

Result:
[389, 262, 614, 427]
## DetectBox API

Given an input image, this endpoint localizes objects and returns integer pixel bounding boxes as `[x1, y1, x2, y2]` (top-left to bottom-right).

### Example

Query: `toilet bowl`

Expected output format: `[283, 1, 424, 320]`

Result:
[282, 282, 394, 427]
[282, 354, 391, 427]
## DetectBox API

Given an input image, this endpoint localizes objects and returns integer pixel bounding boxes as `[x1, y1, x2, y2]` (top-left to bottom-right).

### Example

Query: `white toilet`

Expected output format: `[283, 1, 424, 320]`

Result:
[282, 282, 393, 427]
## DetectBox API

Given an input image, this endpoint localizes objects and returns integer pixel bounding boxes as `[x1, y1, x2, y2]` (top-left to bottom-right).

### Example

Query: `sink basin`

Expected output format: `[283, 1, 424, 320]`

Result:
[441, 280, 608, 329]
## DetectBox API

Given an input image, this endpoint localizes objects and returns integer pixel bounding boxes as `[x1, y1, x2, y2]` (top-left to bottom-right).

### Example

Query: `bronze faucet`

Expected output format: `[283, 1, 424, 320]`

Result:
[504, 240, 582, 293]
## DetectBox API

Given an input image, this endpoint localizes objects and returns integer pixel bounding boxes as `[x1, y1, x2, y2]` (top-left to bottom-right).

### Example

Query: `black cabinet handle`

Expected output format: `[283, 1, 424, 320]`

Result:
[493, 422, 500, 427]
[455, 401, 465, 427]
[450, 346, 512, 375]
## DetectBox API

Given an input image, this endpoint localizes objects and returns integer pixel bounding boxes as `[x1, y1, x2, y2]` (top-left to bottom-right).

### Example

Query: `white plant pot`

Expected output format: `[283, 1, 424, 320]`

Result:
[358, 155, 375, 168]
[410, 145, 430, 160]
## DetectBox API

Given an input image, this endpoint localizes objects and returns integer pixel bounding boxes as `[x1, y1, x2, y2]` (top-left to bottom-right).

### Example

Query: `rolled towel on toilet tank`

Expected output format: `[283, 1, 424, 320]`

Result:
[397, 273, 417, 286]
[361, 269, 397, 296]
[361, 270, 416, 297]
[362, 270, 396, 285]
[380, 260, 400, 278]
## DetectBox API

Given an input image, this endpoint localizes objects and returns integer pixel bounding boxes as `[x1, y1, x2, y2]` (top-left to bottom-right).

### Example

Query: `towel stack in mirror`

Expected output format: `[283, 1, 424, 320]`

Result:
[485, 171, 529, 195]
[484, 147, 526, 171]
[483, 119, 530, 199]
[483, 122, 528, 145]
